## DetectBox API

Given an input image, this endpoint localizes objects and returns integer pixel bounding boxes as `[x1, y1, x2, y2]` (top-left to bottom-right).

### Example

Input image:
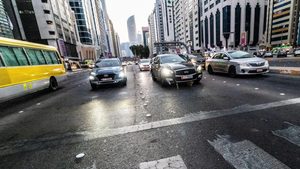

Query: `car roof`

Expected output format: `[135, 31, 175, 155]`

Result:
[157, 54, 179, 58]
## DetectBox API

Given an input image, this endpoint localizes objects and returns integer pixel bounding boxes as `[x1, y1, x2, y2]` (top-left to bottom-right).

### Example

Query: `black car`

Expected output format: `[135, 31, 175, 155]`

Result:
[150, 54, 203, 86]
[89, 58, 127, 89]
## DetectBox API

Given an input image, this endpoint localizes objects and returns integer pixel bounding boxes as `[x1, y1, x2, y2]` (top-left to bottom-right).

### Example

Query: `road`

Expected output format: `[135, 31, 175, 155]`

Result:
[0, 65, 300, 169]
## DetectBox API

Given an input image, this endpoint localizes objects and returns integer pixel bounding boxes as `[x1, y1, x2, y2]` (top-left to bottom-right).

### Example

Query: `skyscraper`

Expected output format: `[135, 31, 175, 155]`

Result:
[142, 27, 150, 47]
[0, 0, 13, 38]
[127, 15, 137, 44]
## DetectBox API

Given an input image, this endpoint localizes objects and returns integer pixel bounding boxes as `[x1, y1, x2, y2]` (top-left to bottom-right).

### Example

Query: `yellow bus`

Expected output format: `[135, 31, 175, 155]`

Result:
[0, 37, 66, 102]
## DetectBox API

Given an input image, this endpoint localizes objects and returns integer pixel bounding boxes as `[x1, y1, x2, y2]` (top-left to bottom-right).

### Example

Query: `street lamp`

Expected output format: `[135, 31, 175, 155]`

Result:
[223, 32, 235, 50]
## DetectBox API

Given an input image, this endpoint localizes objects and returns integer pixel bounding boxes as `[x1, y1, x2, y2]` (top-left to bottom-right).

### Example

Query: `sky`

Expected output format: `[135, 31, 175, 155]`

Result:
[106, 0, 155, 43]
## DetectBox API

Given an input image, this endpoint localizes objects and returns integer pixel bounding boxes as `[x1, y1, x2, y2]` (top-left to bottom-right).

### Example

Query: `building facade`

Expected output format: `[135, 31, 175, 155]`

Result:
[127, 15, 137, 44]
[148, 10, 157, 56]
[6, 0, 80, 58]
[297, 13, 300, 46]
[200, 0, 268, 50]
[0, 0, 13, 38]
[266, 0, 300, 47]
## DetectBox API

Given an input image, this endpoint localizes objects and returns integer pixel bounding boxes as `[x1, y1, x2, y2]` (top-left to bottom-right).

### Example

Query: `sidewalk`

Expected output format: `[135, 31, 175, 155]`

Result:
[66, 69, 91, 77]
[269, 67, 300, 76]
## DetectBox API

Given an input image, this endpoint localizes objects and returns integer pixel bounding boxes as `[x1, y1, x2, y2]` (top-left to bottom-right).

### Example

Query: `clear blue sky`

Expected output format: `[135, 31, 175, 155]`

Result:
[106, 0, 155, 43]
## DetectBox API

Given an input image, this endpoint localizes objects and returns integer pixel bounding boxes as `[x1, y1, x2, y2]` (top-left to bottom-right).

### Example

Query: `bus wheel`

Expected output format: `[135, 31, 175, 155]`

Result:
[49, 77, 58, 91]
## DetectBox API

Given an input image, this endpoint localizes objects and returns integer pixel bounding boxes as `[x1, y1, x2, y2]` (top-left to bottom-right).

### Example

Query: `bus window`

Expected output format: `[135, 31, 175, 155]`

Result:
[0, 55, 4, 67]
[0, 46, 19, 66]
[42, 51, 53, 64]
[26, 49, 40, 65]
[49, 51, 59, 64]
[12, 48, 29, 66]
[34, 50, 47, 64]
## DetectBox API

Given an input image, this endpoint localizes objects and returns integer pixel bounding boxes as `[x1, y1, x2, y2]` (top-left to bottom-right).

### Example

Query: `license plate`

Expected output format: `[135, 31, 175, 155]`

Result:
[101, 78, 112, 81]
[257, 69, 263, 72]
[181, 75, 193, 80]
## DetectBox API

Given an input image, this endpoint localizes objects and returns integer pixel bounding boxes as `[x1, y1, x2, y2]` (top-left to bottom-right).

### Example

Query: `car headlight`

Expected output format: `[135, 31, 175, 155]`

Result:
[119, 71, 125, 78]
[197, 65, 202, 73]
[91, 72, 96, 76]
[161, 68, 173, 77]
[89, 76, 95, 80]
[265, 61, 269, 66]
[240, 63, 250, 67]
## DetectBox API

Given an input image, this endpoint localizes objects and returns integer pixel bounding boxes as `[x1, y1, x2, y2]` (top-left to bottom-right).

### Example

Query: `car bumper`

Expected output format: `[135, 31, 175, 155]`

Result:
[140, 66, 150, 70]
[237, 66, 269, 75]
[90, 78, 126, 85]
[164, 73, 202, 85]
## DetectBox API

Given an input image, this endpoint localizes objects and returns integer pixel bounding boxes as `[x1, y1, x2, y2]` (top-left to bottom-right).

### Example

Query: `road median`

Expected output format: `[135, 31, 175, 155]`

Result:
[269, 67, 300, 76]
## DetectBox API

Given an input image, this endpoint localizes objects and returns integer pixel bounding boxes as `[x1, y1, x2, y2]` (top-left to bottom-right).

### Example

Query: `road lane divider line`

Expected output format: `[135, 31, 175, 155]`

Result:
[1, 98, 300, 156]
[139, 155, 187, 169]
[208, 135, 291, 169]
[272, 122, 300, 147]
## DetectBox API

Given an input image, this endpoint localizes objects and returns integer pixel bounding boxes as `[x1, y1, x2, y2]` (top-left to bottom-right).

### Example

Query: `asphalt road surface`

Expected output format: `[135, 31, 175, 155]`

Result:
[1, 65, 300, 169]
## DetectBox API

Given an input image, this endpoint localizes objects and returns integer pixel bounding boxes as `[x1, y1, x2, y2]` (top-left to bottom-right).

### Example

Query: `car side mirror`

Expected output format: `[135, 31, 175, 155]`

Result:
[223, 57, 230, 60]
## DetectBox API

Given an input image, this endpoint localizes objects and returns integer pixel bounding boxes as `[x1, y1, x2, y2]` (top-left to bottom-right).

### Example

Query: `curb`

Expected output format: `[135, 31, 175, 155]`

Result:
[269, 67, 300, 76]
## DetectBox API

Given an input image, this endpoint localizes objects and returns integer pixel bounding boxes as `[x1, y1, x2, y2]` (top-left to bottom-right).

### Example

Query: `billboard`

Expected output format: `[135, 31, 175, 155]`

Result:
[240, 32, 247, 46]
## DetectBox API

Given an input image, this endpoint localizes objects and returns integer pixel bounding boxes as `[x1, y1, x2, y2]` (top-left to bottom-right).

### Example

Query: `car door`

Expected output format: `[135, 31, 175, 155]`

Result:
[210, 53, 222, 72]
[218, 53, 230, 73]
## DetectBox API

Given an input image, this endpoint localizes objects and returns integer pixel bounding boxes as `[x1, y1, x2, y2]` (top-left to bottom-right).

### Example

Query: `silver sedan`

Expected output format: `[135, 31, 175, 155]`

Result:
[206, 51, 269, 77]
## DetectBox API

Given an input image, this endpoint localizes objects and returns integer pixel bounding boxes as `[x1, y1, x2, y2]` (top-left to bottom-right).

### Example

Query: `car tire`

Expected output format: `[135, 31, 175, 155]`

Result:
[194, 78, 201, 84]
[207, 65, 214, 74]
[160, 78, 167, 87]
[151, 71, 157, 81]
[91, 83, 98, 90]
[49, 77, 58, 91]
[228, 66, 237, 78]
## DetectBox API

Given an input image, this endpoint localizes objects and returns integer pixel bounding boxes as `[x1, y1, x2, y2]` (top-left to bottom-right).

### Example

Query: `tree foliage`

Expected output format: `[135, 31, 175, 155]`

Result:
[129, 45, 150, 58]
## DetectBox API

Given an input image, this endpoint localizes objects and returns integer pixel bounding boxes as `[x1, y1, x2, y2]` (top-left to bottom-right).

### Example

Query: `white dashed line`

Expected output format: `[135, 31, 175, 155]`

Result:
[255, 88, 259, 90]
[139, 155, 187, 169]
[280, 93, 286, 96]
[36, 103, 41, 106]
[18, 111, 24, 114]
[236, 84, 240, 86]
[212, 79, 215, 81]
[272, 122, 300, 147]
[208, 135, 290, 169]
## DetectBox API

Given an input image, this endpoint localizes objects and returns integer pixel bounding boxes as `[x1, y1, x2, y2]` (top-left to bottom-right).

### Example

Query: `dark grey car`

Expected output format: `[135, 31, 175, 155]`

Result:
[89, 58, 127, 89]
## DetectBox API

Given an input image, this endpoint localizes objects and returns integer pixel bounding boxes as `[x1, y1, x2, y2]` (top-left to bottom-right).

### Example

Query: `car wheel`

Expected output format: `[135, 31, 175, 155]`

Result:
[194, 78, 201, 84]
[151, 71, 157, 81]
[49, 77, 58, 91]
[160, 78, 167, 87]
[207, 65, 214, 74]
[91, 83, 98, 90]
[228, 66, 237, 78]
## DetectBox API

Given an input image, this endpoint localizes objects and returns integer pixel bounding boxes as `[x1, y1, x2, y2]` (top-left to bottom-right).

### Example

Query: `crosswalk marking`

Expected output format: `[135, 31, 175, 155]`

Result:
[272, 122, 300, 147]
[139, 155, 187, 169]
[208, 135, 291, 169]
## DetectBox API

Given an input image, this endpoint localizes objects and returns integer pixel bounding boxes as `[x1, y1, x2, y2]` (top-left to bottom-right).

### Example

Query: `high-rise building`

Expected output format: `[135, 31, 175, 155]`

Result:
[297, 14, 300, 46]
[148, 10, 157, 56]
[200, 0, 268, 49]
[174, 0, 192, 46]
[7, 0, 80, 58]
[0, 0, 13, 38]
[137, 32, 143, 45]
[115, 33, 121, 57]
[127, 15, 137, 44]
[161, 0, 175, 42]
[142, 27, 150, 47]
[266, 0, 300, 47]
[120, 42, 133, 57]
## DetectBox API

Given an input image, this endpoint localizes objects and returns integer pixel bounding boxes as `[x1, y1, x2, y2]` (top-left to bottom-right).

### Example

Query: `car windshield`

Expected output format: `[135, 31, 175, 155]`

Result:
[96, 60, 120, 67]
[228, 51, 254, 59]
[140, 59, 150, 63]
[160, 55, 186, 64]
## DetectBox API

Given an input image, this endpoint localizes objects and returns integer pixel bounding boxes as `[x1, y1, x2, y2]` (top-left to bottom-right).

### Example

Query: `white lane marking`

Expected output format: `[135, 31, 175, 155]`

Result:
[223, 81, 227, 83]
[280, 93, 285, 96]
[208, 135, 290, 169]
[255, 88, 259, 90]
[272, 122, 300, 147]
[212, 79, 215, 81]
[18, 111, 24, 114]
[139, 155, 187, 169]
[236, 84, 240, 86]
[2, 98, 300, 156]
[36, 103, 41, 106]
